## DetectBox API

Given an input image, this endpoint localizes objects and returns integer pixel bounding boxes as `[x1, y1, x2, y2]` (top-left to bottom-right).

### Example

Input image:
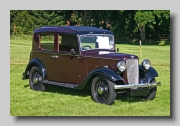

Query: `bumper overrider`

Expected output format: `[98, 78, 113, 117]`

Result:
[22, 72, 25, 79]
[114, 82, 161, 89]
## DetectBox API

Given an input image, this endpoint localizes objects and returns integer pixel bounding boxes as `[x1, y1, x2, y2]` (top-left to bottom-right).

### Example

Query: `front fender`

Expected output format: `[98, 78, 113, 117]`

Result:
[139, 65, 158, 83]
[76, 67, 123, 89]
[22, 58, 47, 80]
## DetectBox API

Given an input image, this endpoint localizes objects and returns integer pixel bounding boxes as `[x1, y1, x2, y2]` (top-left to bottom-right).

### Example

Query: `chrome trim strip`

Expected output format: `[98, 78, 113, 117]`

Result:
[114, 82, 161, 89]
[31, 51, 123, 60]
[81, 56, 121, 60]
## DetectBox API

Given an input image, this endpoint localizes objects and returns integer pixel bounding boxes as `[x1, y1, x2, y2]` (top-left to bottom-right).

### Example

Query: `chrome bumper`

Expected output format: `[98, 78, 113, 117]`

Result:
[114, 82, 161, 89]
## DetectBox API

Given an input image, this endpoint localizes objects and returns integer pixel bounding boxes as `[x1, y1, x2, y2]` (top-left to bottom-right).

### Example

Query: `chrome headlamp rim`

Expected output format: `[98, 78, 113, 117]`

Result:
[117, 61, 126, 72]
[142, 59, 151, 70]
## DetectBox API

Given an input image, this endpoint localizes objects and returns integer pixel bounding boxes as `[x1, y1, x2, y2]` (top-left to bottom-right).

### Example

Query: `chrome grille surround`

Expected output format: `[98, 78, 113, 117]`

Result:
[126, 59, 139, 84]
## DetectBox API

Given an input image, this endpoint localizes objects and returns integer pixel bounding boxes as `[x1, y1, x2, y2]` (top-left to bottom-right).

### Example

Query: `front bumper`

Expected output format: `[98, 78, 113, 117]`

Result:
[114, 82, 161, 89]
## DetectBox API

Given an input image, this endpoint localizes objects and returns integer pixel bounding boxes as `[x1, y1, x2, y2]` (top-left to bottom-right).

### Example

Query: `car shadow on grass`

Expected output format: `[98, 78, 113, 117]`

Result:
[24, 84, 91, 97]
[24, 84, 151, 103]
[45, 85, 91, 97]
[116, 94, 152, 103]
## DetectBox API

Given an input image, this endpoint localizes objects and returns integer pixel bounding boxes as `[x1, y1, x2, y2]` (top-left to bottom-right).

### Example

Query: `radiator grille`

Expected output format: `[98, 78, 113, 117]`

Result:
[126, 59, 139, 84]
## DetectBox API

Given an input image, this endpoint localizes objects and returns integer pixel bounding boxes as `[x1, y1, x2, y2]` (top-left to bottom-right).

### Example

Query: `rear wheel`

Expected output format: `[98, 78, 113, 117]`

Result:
[29, 66, 47, 91]
[91, 75, 116, 105]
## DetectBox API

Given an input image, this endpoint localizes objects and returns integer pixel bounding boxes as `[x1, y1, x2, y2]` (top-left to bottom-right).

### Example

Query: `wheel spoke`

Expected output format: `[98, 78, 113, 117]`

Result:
[29, 67, 46, 92]
[96, 79, 109, 102]
[31, 71, 42, 90]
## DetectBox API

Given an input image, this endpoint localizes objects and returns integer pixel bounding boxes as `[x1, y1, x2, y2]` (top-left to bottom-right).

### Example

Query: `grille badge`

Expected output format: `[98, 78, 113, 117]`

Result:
[130, 55, 135, 58]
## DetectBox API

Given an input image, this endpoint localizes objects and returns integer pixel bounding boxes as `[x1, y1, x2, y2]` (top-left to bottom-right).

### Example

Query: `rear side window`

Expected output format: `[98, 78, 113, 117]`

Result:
[35, 33, 60, 51]
[40, 34, 54, 51]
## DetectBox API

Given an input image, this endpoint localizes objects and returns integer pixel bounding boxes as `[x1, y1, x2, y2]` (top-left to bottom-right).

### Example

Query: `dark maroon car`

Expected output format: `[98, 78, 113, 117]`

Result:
[22, 26, 161, 105]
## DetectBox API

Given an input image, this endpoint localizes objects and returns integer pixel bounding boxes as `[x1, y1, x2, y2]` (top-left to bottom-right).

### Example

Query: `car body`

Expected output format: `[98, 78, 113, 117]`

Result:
[22, 26, 161, 105]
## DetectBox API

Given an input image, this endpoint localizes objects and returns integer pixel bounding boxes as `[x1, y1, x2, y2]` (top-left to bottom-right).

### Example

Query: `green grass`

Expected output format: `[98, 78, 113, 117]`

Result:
[10, 39, 170, 116]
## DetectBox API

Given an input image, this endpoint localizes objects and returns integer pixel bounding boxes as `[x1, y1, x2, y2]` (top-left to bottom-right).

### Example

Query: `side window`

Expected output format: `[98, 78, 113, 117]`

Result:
[40, 34, 54, 51]
[60, 34, 79, 53]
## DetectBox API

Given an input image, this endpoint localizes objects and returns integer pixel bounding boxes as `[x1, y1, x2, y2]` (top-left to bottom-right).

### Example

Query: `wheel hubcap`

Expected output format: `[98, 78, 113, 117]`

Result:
[98, 86, 104, 94]
[33, 77, 38, 84]
[32, 71, 42, 85]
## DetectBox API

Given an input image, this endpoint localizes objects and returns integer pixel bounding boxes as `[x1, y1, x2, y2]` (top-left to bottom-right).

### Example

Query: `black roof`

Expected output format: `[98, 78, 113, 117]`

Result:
[34, 26, 114, 34]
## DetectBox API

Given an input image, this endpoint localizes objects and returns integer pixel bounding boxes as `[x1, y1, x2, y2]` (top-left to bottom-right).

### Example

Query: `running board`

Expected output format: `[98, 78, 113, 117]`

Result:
[43, 80, 78, 89]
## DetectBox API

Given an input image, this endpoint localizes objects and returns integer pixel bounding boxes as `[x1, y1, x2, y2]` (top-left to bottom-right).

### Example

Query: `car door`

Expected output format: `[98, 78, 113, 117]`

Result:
[52, 51, 82, 84]
[51, 34, 83, 84]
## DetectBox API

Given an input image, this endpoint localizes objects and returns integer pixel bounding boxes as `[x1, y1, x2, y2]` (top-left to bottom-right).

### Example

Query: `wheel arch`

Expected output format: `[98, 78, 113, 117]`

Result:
[76, 67, 124, 89]
[23, 58, 47, 80]
[139, 65, 159, 83]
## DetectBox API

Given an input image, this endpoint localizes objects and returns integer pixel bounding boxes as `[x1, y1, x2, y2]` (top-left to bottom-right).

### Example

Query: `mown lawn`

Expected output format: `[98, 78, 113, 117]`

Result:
[10, 39, 170, 116]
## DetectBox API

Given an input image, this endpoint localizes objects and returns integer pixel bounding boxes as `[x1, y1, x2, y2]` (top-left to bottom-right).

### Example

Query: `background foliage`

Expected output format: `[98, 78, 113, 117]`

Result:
[10, 10, 170, 44]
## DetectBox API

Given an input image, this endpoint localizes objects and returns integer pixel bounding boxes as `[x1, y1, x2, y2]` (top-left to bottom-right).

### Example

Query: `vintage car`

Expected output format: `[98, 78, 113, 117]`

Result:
[22, 26, 161, 105]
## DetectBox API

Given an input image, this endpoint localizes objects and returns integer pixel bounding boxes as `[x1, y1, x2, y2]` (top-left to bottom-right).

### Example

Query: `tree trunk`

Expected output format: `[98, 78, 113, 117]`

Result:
[138, 24, 146, 43]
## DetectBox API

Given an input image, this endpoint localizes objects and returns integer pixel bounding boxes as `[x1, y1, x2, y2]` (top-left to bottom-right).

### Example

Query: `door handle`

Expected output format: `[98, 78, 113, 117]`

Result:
[51, 55, 55, 58]
[51, 55, 59, 59]
[54, 55, 59, 58]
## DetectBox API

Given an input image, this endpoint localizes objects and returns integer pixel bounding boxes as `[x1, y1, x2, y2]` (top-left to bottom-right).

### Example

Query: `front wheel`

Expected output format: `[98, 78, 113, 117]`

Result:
[29, 66, 47, 91]
[91, 75, 116, 105]
[144, 79, 157, 100]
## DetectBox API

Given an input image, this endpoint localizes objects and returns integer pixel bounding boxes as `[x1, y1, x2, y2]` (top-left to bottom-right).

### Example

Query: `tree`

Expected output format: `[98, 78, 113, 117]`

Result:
[10, 10, 170, 42]
[134, 10, 155, 42]
[10, 10, 66, 35]
[153, 10, 170, 33]
[11, 10, 35, 35]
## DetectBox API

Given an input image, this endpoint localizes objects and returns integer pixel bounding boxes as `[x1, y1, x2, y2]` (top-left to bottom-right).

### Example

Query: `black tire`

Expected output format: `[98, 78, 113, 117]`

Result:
[144, 79, 157, 100]
[91, 75, 116, 105]
[29, 66, 47, 91]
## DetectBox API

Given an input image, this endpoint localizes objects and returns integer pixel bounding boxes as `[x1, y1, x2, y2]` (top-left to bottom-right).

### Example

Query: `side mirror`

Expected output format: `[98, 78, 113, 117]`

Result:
[70, 49, 77, 55]
[116, 48, 119, 52]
